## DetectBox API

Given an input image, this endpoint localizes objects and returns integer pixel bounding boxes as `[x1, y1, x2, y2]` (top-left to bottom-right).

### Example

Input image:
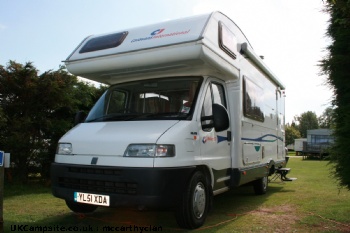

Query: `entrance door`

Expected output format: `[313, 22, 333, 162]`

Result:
[276, 89, 285, 159]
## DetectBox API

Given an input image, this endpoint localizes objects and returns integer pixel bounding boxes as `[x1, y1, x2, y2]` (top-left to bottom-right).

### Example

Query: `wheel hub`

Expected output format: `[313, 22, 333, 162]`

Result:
[263, 176, 268, 189]
[192, 182, 206, 219]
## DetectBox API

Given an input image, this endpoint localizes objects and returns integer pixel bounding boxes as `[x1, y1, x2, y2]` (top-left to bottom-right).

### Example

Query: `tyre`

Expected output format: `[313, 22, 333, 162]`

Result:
[253, 175, 268, 195]
[176, 171, 210, 229]
[65, 200, 98, 213]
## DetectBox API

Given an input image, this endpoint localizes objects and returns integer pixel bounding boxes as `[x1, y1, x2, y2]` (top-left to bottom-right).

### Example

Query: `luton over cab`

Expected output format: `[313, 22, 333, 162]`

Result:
[51, 11, 295, 229]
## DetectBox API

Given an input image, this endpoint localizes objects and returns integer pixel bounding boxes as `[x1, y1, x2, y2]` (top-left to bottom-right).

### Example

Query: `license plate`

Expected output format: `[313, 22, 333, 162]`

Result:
[74, 192, 110, 206]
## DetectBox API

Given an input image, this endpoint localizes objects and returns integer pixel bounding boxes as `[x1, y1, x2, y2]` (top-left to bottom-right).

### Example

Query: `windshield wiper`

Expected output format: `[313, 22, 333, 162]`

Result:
[86, 112, 189, 122]
[124, 112, 189, 121]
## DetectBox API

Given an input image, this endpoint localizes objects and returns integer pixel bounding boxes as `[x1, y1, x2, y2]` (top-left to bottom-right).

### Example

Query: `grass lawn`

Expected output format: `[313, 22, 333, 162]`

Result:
[3, 157, 350, 233]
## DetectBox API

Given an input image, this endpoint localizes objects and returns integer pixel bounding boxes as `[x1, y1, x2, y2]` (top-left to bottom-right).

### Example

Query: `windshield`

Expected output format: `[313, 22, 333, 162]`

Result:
[85, 77, 202, 122]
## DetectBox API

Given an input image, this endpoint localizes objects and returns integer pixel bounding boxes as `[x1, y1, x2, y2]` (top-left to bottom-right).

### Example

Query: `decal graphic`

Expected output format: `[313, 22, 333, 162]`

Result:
[217, 136, 228, 143]
[254, 145, 261, 152]
[191, 132, 198, 140]
[131, 28, 191, 43]
[151, 29, 165, 35]
[202, 136, 216, 144]
[241, 134, 283, 142]
[202, 135, 229, 144]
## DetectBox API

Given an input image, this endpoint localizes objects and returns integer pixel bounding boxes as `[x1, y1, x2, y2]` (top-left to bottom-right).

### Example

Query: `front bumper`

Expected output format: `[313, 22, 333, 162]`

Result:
[51, 163, 196, 208]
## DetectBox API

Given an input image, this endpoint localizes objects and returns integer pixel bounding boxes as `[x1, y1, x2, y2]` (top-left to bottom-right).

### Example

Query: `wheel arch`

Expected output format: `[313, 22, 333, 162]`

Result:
[195, 165, 213, 189]
[267, 160, 276, 176]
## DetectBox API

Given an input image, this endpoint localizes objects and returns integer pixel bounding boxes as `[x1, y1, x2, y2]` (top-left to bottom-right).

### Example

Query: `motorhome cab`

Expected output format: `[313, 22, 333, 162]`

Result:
[51, 11, 293, 229]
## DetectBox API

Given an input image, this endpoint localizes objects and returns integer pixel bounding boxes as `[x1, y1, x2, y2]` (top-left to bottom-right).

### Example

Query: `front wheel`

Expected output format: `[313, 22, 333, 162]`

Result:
[65, 200, 98, 213]
[253, 175, 268, 195]
[176, 171, 210, 229]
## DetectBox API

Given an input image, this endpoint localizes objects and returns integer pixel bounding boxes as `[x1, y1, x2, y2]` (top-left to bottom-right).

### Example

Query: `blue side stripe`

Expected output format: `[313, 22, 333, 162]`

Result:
[241, 134, 283, 142]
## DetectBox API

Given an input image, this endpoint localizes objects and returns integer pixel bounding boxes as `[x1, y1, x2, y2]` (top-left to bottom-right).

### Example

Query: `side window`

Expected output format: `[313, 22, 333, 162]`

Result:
[243, 77, 264, 122]
[201, 85, 213, 131]
[201, 82, 227, 131]
[106, 90, 127, 114]
[212, 83, 226, 107]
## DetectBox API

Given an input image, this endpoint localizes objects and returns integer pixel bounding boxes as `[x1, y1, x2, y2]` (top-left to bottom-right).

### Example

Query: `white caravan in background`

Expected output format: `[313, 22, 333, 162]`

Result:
[51, 11, 291, 229]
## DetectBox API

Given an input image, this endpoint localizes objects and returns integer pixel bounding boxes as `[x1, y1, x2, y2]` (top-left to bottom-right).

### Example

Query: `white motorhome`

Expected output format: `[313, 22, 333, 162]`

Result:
[294, 138, 307, 153]
[51, 11, 291, 229]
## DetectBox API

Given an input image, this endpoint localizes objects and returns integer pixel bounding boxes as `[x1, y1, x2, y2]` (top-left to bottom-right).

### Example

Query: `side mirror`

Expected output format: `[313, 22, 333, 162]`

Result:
[201, 104, 230, 132]
[74, 111, 87, 125]
[212, 104, 229, 132]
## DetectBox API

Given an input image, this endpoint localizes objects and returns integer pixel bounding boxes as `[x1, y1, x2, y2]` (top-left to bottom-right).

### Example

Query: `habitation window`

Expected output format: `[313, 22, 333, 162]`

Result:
[243, 77, 265, 122]
[219, 22, 237, 59]
[80, 31, 128, 53]
[310, 135, 334, 144]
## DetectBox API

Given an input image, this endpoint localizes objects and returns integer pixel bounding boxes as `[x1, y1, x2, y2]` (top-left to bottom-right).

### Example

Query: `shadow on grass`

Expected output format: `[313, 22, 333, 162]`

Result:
[4, 183, 51, 199]
[3, 184, 288, 233]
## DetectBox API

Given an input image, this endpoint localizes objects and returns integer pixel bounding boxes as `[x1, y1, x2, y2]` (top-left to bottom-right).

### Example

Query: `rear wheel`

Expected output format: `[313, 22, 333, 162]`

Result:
[253, 175, 268, 195]
[65, 200, 98, 213]
[176, 171, 210, 229]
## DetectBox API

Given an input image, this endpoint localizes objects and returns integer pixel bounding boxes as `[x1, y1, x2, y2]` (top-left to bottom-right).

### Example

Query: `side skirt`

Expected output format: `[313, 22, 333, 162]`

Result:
[230, 164, 269, 187]
[210, 160, 286, 194]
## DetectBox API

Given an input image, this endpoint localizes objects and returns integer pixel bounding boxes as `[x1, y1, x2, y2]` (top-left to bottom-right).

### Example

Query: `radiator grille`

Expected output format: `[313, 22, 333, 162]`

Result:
[68, 167, 122, 176]
[58, 166, 137, 194]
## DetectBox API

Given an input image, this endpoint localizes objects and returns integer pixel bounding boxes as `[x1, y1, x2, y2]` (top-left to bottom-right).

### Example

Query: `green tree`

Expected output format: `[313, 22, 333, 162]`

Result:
[0, 61, 105, 182]
[0, 62, 41, 181]
[0, 107, 6, 128]
[295, 111, 319, 138]
[285, 124, 301, 147]
[320, 0, 350, 189]
[318, 107, 335, 129]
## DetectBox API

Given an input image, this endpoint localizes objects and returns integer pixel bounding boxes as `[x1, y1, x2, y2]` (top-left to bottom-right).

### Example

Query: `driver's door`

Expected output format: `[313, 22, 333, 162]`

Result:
[199, 79, 231, 192]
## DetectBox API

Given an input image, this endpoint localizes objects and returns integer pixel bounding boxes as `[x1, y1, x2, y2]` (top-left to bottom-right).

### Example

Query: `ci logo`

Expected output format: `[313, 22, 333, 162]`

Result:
[151, 29, 165, 36]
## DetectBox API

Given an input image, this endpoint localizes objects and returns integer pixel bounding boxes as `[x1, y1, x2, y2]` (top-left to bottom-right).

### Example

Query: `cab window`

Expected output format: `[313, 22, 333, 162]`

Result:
[201, 82, 227, 131]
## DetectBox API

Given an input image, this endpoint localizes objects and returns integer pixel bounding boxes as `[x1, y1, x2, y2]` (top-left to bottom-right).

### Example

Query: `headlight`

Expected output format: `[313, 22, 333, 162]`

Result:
[124, 144, 175, 157]
[57, 143, 73, 155]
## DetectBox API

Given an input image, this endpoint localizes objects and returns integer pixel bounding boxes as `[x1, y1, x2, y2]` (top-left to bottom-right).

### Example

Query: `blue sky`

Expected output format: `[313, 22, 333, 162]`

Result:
[0, 0, 332, 124]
